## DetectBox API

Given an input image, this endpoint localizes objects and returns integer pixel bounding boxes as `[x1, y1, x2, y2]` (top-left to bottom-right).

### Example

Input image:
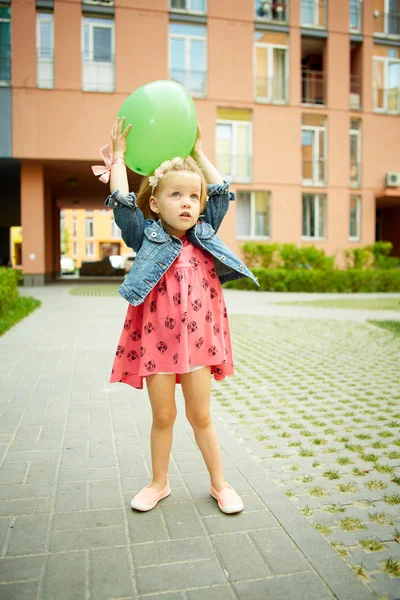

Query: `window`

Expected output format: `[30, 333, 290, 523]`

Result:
[350, 120, 361, 188]
[111, 219, 121, 239]
[301, 115, 326, 186]
[374, 0, 400, 37]
[254, 32, 288, 103]
[73, 217, 78, 238]
[350, 0, 361, 31]
[237, 191, 271, 238]
[73, 241, 78, 257]
[169, 23, 206, 96]
[82, 17, 114, 92]
[170, 0, 206, 13]
[216, 109, 252, 183]
[349, 195, 361, 240]
[373, 51, 400, 113]
[86, 217, 94, 238]
[0, 7, 11, 84]
[302, 193, 327, 239]
[301, 0, 326, 27]
[86, 241, 95, 257]
[37, 12, 54, 89]
[255, 1, 288, 24]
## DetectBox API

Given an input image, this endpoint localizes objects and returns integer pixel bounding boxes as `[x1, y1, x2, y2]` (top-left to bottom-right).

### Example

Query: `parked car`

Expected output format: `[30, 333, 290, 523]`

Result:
[60, 257, 75, 274]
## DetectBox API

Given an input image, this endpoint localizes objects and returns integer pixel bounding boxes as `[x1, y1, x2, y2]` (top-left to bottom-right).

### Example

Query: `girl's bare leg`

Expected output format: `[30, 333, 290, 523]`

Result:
[146, 373, 177, 492]
[180, 367, 229, 492]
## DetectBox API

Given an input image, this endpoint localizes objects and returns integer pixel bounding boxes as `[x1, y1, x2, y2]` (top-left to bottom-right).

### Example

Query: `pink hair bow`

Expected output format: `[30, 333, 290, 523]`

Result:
[91, 144, 113, 184]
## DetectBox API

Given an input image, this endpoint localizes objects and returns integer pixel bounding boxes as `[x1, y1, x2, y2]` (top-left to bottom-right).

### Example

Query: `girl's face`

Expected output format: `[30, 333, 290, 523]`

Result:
[150, 171, 202, 238]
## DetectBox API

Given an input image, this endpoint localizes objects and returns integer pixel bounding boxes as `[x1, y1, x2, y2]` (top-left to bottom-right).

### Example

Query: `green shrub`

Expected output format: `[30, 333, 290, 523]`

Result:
[224, 269, 400, 293]
[241, 242, 335, 271]
[0, 267, 20, 316]
[242, 242, 279, 268]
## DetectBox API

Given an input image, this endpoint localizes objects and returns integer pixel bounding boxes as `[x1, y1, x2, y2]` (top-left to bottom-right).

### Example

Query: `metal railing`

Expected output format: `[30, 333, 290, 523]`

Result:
[302, 71, 325, 105]
[255, 76, 288, 103]
[216, 153, 252, 183]
[302, 159, 326, 186]
[301, 0, 326, 27]
[169, 68, 206, 95]
[373, 10, 400, 37]
[82, 51, 115, 92]
[255, 1, 288, 24]
[350, 74, 362, 109]
[0, 55, 11, 83]
[350, 160, 361, 187]
[373, 85, 400, 113]
[37, 49, 54, 89]
[349, 0, 362, 31]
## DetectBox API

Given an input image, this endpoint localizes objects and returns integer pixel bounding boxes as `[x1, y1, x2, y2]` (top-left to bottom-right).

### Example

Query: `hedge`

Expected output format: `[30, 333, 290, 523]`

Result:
[224, 269, 400, 293]
[0, 267, 22, 316]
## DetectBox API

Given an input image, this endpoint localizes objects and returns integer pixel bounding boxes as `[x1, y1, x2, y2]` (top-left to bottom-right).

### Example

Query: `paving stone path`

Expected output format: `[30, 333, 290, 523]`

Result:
[214, 313, 400, 599]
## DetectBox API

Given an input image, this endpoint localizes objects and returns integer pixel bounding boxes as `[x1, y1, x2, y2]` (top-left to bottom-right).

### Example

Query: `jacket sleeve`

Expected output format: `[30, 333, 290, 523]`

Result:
[202, 180, 235, 233]
[104, 190, 145, 252]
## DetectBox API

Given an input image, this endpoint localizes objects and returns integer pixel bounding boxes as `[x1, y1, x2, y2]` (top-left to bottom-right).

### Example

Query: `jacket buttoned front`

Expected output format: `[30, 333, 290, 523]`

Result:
[104, 181, 259, 306]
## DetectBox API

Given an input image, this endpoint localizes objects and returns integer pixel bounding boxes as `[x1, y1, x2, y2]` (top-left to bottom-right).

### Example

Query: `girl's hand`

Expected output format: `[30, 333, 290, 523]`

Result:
[111, 116, 131, 157]
[191, 121, 203, 159]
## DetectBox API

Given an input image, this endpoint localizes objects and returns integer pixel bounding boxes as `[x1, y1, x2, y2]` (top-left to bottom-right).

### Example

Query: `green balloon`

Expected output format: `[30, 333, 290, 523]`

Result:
[117, 80, 198, 176]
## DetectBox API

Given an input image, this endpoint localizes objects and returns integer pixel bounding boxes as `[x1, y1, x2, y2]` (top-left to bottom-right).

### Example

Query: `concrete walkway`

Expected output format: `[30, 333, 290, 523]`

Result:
[1, 286, 396, 599]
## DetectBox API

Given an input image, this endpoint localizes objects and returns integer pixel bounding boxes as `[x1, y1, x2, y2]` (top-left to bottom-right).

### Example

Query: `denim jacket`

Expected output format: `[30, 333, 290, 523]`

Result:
[104, 180, 259, 306]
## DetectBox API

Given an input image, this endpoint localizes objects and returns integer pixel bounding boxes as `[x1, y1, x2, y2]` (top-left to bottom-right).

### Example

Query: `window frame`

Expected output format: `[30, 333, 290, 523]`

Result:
[72, 217, 78, 238]
[236, 190, 271, 240]
[85, 241, 95, 258]
[349, 194, 361, 241]
[36, 12, 54, 89]
[350, 120, 361, 188]
[349, 0, 361, 32]
[254, 41, 289, 104]
[81, 16, 115, 93]
[85, 217, 94, 238]
[170, 0, 207, 15]
[300, 0, 326, 28]
[254, 0, 289, 24]
[301, 193, 327, 240]
[301, 120, 327, 187]
[169, 23, 207, 97]
[373, 55, 400, 114]
[216, 119, 253, 184]
[0, 7, 11, 86]
[111, 219, 121, 239]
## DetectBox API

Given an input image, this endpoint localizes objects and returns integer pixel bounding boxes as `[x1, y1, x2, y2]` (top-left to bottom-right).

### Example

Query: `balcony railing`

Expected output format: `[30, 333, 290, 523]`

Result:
[255, 76, 288, 103]
[302, 71, 325, 105]
[0, 55, 11, 84]
[255, 1, 288, 24]
[374, 10, 400, 37]
[170, 68, 206, 96]
[350, 74, 362, 110]
[350, 161, 361, 187]
[302, 159, 326, 186]
[37, 49, 54, 89]
[301, 0, 326, 28]
[373, 85, 400, 113]
[216, 153, 252, 183]
[349, 0, 362, 31]
[82, 51, 114, 93]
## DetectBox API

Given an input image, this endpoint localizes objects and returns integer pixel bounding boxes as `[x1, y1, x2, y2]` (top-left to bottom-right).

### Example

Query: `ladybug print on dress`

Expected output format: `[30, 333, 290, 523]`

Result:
[195, 337, 204, 349]
[164, 316, 176, 330]
[174, 270, 183, 282]
[210, 287, 217, 299]
[145, 360, 156, 372]
[211, 366, 223, 376]
[188, 284, 193, 295]
[144, 322, 155, 335]
[124, 318, 131, 330]
[189, 257, 200, 268]
[116, 345, 124, 358]
[209, 267, 217, 279]
[213, 324, 220, 335]
[205, 310, 213, 323]
[201, 278, 209, 290]
[140, 346, 146, 357]
[176, 333, 181, 342]
[173, 353, 178, 365]
[208, 345, 218, 356]
[191, 299, 202, 312]
[158, 280, 166, 295]
[130, 329, 141, 342]
[181, 312, 188, 325]
[150, 300, 157, 313]
[127, 350, 138, 361]
[223, 307, 228, 318]
[173, 292, 181, 306]
[156, 341, 168, 353]
[187, 321, 198, 333]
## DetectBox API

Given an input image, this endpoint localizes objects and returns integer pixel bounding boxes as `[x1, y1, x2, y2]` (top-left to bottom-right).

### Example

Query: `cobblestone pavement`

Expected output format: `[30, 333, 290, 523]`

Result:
[213, 313, 400, 599]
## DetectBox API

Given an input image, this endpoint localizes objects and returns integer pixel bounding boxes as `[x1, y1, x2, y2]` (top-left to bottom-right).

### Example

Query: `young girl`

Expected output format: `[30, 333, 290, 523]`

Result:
[100, 116, 258, 514]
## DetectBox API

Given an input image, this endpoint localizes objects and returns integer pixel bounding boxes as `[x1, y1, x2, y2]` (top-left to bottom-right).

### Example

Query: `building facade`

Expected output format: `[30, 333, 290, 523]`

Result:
[1, 0, 399, 284]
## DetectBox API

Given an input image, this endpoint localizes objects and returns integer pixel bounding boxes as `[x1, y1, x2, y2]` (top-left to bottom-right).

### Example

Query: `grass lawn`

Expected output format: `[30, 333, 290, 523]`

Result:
[0, 296, 41, 336]
[278, 298, 400, 311]
[367, 320, 400, 336]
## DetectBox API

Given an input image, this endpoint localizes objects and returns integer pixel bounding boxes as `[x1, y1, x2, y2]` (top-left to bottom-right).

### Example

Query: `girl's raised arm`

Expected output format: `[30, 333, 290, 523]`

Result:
[110, 116, 131, 195]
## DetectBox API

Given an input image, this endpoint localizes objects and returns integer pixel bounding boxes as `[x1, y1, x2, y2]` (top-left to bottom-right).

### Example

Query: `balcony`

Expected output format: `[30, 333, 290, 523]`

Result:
[302, 70, 325, 105]
[255, 0, 288, 24]
[255, 76, 288, 103]
[301, 0, 326, 28]
[349, 0, 362, 32]
[350, 74, 362, 110]
[374, 10, 400, 37]
[169, 68, 206, 97]
[373, 85, 400, 113]
[82, 51, 114, 93]
[37, 48, 54, 89]
[216, 153, 252, 184]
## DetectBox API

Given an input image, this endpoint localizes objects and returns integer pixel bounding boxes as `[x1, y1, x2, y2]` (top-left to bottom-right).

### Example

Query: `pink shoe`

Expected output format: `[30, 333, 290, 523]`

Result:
[131, 479, 171, 511]
[210, 483, 244, 514]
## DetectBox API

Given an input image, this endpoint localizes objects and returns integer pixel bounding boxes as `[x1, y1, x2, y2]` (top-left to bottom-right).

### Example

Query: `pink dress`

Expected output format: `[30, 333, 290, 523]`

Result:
[110, 236, 234, 389]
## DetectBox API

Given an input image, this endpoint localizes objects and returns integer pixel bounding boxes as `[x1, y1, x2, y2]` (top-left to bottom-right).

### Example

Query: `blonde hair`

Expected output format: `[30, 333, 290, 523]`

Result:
[136, 156, 208, 220]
